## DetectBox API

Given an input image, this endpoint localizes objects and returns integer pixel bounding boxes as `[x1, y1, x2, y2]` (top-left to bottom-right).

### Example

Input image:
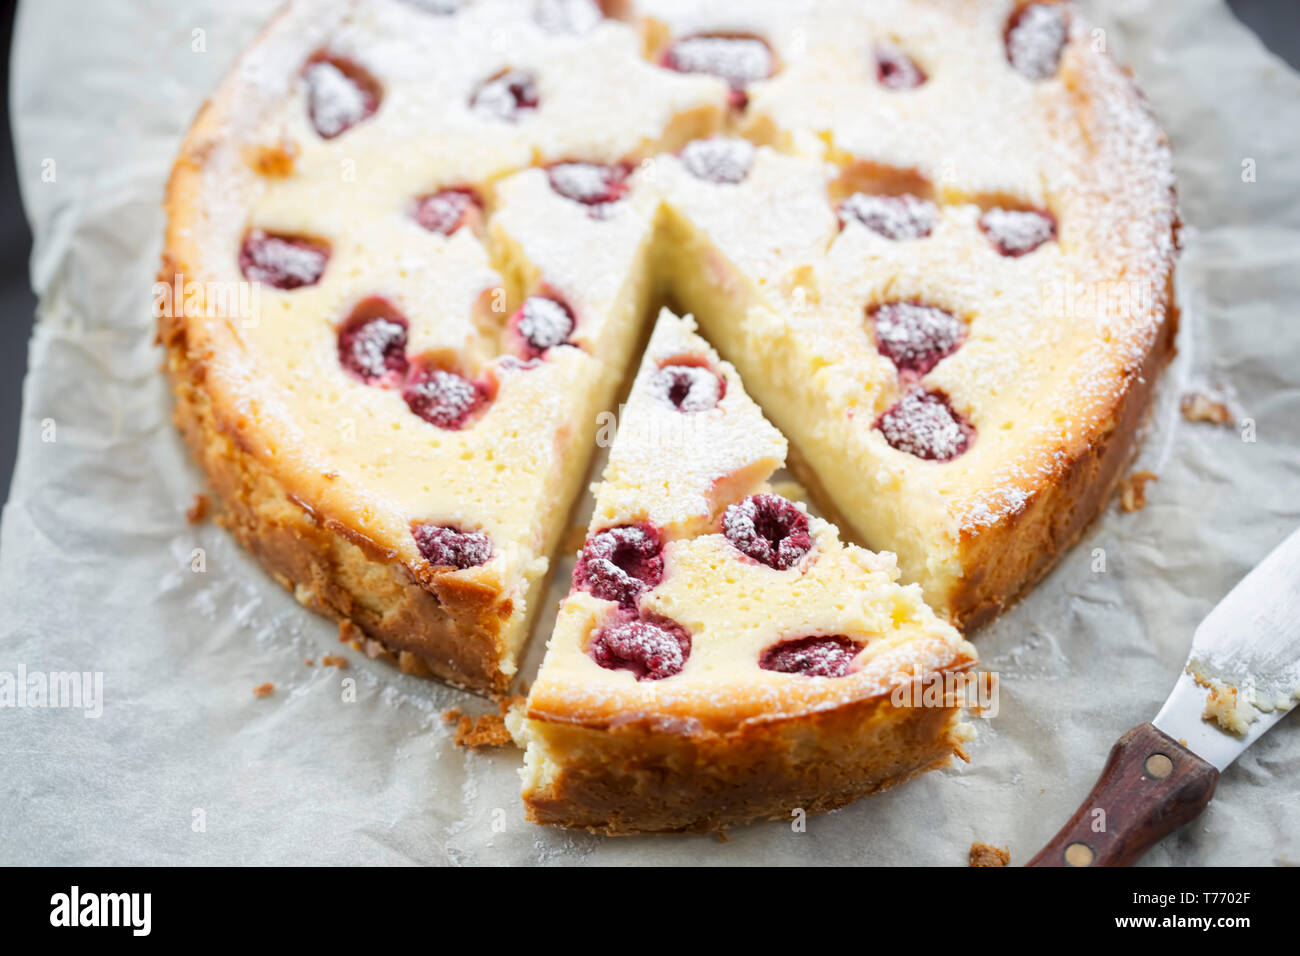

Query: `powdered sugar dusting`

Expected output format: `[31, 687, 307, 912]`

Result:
[402, 367, 485, 429]
[239, 231, 328, 288]
[876, 390, 972, 461]
[534, 0, 602, 34]
[871, 302, 965, 376]
[979, 208, 1056, 256]
[649, 363, 722, 412]
[589, 618, 690, 681]
[304, 60, 376, 139]
[760, 635, 861, 678]
[1006, 3, 1068, 81]
[680, 137, 755, 184]
[662, 35, 772, 90]
[838, 193, 937, 240]
[515, 296, 575, 354]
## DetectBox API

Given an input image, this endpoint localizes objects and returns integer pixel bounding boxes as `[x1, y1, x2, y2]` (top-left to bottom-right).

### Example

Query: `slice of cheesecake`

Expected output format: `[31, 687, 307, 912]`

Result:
[513, 309, 978, 833]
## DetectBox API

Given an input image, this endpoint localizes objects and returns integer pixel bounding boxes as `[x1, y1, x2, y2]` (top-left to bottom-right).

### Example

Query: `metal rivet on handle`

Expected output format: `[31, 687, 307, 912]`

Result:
[1064, 842, 1095, 867]
[1144, 753, 1174, 779]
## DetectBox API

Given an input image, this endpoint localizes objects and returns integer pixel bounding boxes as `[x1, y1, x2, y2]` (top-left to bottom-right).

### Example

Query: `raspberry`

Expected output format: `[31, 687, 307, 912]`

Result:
[979, 207, 1056, 257]
[679, 137, 755, 184]
[589, 617, 691, 681]
[649, 363, 724, 413]
[337, 298, 409, 385]
[411, 523, 492, 569]
[876, 389, 973, 461]
[546, 162, 630, 214]
[1006, 3, 1068, 80]
[874, 42, 926, 89]
[722, 494, 813, 570]
[238, 231, 329, 289]
[870, 302, 965, 377]
[304, 56, 380, 139]
[511, 296, 576, 358]
[838, 193, 937, 240]
[402, 365, 488, 429]
[573, 524, 664, 607]
[660, 35, 773, 108]
[759, 635, 861, 677]
[414, 188, 483, 236]
[470, 69, 539, 122]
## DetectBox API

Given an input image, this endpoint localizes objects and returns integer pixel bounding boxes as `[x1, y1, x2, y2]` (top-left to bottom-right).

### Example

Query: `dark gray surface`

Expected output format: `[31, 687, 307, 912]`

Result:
[0, 0, 1296, 504]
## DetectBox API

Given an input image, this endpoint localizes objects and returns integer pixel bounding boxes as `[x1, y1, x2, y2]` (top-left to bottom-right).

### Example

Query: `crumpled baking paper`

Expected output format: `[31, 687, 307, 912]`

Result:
[2, 0, 1298, 865]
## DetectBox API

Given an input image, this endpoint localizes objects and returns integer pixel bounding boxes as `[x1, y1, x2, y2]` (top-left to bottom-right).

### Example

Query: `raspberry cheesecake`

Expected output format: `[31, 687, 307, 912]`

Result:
[514, 310, 978, 833]
[161, 0, 1176, 702]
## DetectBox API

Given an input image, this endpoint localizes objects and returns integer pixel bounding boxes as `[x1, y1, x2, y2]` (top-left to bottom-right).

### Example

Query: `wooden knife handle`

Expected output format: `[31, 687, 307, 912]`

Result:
[1026, 722, 1220, 867]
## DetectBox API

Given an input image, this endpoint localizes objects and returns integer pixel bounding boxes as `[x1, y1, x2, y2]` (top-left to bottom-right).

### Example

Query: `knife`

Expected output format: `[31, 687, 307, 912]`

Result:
[1027, 525, 1300, 867]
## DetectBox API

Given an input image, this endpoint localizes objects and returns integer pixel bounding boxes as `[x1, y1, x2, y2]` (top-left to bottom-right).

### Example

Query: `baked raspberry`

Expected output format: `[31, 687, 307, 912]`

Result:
[876, 389, 973, 461]
[546, 162, 630, 212]
[589, 617, 691, 681]
[870, 302, 965, 377]
[239, 231, 329, 289]
[649, 362, 725, 413]
[874, 42, 926, 89]
[510, 296, 576, 358]
[470, 69, 539, 122]
[402, 365, 488, 429]
[838, 192, 937, 240]
[660, 35, 773, 108]
[535, 0, 602, 34]
[414, 188, 483, 236]
[1005, 3, 1067, 80]
[979, 207, 1056, 257]
[680, 137, 755, 184]
[573, 524, 664, 607]
[337, 298, 410, 385]
[304, 56, 381, 139]
[411, 523, 492, 569]
[760, 635, 862, 678]
[722, 494, 813, 570]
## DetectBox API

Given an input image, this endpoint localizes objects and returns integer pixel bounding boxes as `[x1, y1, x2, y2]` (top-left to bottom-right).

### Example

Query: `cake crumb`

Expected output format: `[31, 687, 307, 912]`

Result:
[969, 842, 1010, 867]
[1119, 470, 1158, 512]
[304, 658, 314, 667]
[1190, 668, 1257, 735]
[338, 618, 361, 645]
[321, 655, 348, 669]
[252, 682, 275, 699]
[446, 696, 525, 750]
[714, 829, 731, 843]
[186, 493, 210, 524]
[1180, 392, 1233, 426]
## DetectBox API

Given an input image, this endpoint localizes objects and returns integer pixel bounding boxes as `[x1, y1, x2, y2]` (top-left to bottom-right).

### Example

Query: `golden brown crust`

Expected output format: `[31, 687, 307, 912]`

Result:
[950, 290, 1178, 630]
[522, 692, 968, 834]
[969, 842, 1010, 867]
[160, 302, 516, 694]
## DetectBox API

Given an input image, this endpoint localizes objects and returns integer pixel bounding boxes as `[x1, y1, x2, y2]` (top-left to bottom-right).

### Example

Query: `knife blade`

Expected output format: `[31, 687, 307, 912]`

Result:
[1028, 525, 1300, 866]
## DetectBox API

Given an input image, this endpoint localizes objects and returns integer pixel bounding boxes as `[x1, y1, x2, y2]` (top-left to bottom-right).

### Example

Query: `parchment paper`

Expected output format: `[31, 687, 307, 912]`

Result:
[3, 0, 1298, 865]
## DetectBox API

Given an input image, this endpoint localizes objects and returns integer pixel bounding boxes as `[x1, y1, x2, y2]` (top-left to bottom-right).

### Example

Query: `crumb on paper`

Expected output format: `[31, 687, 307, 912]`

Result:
[1119, 470, 1158, 512]
[969, 842, 1010, 867]
[186, 493, 210, 524]
[1180, 392, 1233, 426]
[304, 658, 314, 666]
[321, 655, 348, 669]
[252, 682, 274, 699]
[1189, 668, 1257, 736]
[714, 830, 731, 844]
[337, 618, 361, 645]
[446, 696, 525, 750]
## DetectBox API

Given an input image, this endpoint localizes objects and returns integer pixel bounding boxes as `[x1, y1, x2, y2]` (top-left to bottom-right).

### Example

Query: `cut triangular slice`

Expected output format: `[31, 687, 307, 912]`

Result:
[514, 309, 978, 833]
